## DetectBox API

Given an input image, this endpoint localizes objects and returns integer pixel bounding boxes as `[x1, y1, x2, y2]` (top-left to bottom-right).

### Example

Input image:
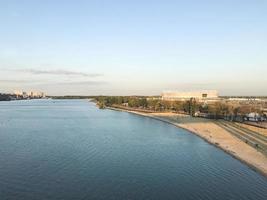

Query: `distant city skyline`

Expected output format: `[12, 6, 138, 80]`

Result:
[0, 0, 266, 96]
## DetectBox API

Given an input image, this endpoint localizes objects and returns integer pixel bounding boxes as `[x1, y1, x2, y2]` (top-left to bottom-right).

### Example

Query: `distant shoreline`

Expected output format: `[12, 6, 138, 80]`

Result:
[107, 106, 267, 178]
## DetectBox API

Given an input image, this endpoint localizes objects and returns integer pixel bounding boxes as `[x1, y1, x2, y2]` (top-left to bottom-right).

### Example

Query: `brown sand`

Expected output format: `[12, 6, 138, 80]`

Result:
[109, 107, 267, 177]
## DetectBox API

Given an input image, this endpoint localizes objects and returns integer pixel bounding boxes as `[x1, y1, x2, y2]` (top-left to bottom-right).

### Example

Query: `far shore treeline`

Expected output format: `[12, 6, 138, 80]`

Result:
[94, 96, 267, 122]
[1, 93, 266, 122]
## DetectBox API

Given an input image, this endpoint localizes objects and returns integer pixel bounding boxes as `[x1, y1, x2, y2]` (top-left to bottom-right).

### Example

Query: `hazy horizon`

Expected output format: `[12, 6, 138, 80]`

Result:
[1, 0, 266, 96]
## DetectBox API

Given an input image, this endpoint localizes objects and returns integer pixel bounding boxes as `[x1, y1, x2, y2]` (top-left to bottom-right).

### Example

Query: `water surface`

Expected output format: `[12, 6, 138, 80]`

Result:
[0, 100, 266, 200]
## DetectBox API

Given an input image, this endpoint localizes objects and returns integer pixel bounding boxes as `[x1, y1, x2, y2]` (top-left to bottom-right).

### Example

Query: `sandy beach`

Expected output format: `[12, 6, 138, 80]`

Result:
[108, 107, 267, 177]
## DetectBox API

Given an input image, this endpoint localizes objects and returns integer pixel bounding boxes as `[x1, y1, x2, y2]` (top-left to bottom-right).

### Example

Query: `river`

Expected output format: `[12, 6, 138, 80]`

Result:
[0, 99, 266, 199]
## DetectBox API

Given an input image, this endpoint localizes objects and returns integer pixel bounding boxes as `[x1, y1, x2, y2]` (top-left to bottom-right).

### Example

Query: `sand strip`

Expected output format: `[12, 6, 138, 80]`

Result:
[108, 106, 267, 178]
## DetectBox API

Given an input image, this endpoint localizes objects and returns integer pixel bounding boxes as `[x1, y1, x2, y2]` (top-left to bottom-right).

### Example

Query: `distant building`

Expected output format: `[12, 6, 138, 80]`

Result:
[146, 97, 161, 101]
[227, 97, 263, 102]
[161, 90, 219, 102]
[14, 90, 23, 96]
[28, 91, 45, 98]
[22, 91, 28, 99]
[244, 112, 266, 122]
[13, 90, 45, 99]
[122, 103, 129, 107]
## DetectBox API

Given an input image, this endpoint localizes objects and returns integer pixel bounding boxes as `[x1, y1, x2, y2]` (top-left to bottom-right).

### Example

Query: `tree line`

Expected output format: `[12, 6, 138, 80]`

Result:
[95, 96, 266, 121]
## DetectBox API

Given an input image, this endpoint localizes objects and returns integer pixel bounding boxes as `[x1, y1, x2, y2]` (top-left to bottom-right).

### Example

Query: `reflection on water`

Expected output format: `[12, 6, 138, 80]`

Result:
[0, 100, 266, 200]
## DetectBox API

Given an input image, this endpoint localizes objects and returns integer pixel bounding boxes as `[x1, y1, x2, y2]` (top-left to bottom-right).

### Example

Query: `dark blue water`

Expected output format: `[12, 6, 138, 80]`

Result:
[0, 100, 266, 200]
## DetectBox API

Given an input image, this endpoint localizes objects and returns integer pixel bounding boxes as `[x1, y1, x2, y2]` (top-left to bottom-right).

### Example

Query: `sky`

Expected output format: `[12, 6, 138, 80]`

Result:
[0, 0, 266, 96]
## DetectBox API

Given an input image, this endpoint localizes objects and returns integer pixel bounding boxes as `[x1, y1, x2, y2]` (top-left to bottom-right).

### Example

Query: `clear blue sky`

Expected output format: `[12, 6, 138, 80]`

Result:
[0, 0, 266, 96]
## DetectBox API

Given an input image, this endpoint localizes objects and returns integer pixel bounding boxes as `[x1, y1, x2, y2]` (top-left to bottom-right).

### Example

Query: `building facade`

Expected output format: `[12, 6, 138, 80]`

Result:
[14, 90, 45, 99]
[161, 90, 219, 101]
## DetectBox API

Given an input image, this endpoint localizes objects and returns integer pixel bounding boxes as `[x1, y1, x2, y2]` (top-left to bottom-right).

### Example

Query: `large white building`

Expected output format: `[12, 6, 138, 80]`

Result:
[161, 90, 219, 101]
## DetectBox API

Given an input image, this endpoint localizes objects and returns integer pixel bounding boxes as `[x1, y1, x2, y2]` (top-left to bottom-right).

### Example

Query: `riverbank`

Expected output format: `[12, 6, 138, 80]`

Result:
[107, 106, 267, 177]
